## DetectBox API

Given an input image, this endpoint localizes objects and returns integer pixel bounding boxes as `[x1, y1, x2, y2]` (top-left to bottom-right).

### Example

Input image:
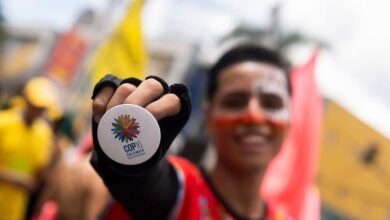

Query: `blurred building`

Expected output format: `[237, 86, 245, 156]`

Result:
[0, 25, 56, 106]
[319, 100, 390, 220]
[147, 39, 195, 84]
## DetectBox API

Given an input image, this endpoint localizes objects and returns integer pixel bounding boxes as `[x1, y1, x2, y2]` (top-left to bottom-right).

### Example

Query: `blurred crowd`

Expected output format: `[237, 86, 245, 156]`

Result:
[0, 76, 110, 220]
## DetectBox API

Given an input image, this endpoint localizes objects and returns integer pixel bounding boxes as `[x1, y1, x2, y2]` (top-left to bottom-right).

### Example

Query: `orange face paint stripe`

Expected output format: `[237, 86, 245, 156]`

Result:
[212, 113, 288, 132]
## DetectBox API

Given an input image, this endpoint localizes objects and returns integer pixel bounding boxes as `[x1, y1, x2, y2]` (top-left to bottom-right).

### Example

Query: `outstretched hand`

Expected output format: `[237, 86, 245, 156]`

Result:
[90, 74, 191, 174]
[92, 77, 181, 123]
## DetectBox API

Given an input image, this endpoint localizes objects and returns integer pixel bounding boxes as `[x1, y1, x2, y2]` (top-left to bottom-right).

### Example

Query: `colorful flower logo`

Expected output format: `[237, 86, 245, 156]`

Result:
[111, 115, 140, 143]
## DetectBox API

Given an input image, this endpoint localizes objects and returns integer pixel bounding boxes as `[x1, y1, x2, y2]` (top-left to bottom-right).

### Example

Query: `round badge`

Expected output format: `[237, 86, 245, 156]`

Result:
[97, 104, 161, 165]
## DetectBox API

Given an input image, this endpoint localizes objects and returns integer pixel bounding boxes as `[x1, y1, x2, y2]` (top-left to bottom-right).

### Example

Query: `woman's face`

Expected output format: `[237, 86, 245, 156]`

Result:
[206, 61, 290, 171]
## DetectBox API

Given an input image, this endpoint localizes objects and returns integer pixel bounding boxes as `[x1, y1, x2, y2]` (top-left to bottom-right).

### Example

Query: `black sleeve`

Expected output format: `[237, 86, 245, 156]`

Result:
[90, 75, 191, 220]
[90, 152, 179, 219]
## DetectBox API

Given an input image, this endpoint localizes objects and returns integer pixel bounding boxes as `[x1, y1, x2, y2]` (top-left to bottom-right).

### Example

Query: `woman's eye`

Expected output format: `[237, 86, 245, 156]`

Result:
[221, 97, 248, 110]
[261, 94, 284, 110]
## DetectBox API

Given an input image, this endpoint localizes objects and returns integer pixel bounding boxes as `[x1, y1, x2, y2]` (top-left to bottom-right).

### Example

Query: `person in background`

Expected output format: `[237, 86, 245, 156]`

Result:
[0, 76, 58, 220]
[91, 43, 293, 219]
[34, 131, 110, 220]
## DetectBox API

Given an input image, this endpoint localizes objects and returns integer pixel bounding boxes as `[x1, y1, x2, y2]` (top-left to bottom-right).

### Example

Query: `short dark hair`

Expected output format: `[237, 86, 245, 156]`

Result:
[206, 43, 291, 101]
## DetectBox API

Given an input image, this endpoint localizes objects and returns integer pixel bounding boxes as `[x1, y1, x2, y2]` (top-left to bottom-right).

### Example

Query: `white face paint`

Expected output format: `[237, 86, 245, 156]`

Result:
[251, 70, 290, 123]
[211, 62, 291, 123]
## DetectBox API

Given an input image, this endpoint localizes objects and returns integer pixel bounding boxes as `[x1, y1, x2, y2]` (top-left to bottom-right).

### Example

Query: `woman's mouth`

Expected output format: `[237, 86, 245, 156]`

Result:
[237, 133, 271, 152]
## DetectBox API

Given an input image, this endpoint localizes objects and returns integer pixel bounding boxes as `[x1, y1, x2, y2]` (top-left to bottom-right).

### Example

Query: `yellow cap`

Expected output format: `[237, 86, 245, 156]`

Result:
[23, 76, 59, 109]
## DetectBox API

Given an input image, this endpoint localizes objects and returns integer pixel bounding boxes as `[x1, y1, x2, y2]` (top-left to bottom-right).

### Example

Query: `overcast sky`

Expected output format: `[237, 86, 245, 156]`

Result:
[2, 0, 390, 137]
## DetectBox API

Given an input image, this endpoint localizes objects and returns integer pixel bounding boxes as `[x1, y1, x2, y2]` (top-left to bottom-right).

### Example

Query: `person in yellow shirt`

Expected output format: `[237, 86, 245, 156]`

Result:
[0, 77, 58, 220]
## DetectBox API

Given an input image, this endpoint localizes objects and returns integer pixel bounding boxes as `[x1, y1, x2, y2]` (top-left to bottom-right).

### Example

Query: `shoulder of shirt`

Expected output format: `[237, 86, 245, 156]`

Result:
[0, 108, 52, 134]
[167, 155, 201, 176]
[34, 117, 52, 128]
[33, 118, 54, 137]
[0, 108, 22, 126]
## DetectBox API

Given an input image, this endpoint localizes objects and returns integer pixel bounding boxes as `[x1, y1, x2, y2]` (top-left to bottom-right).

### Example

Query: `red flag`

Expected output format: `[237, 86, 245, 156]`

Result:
[261, 51, 322, 220]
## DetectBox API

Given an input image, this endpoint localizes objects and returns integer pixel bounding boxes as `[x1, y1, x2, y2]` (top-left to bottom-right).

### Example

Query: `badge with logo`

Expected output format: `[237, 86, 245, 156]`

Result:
[97, 104, 161, 165]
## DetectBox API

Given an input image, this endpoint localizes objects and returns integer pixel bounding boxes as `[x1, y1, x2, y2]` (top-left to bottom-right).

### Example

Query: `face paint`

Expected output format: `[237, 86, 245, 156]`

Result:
[207, 62, 290, 169]
[210, 71, 290, 136]
[211, 110, 288, 134]
[251, 73, 290, 123]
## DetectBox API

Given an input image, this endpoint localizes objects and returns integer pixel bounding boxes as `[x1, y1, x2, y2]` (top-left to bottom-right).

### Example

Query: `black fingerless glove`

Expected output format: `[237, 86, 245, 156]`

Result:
[91, 74, 191, 176]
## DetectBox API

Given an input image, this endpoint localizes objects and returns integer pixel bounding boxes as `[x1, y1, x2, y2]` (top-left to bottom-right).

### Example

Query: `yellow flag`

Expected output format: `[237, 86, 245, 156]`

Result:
[90, 0, 147, 84]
